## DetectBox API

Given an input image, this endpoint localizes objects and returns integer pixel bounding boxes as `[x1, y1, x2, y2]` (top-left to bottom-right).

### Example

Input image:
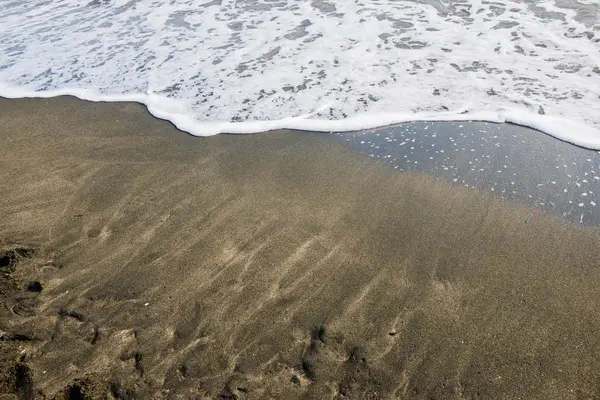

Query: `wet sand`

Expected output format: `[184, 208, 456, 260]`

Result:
[1, 97, 600, 399]
[339, 121, 600, 226]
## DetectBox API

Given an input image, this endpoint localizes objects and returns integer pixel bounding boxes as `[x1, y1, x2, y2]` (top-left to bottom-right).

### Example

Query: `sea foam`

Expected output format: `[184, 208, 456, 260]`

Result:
[1, 0, 599, 147]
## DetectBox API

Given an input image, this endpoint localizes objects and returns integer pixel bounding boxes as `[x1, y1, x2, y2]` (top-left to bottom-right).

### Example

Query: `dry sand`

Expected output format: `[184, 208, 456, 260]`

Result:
[1, 97, 600, 399]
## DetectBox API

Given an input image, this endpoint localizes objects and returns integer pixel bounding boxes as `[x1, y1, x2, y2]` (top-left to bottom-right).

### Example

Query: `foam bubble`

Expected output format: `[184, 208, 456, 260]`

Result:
[1, 0, 599, 147]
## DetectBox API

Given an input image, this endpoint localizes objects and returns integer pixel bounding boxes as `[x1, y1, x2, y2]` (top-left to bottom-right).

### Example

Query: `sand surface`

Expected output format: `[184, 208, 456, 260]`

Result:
[1, 97, 600, 399]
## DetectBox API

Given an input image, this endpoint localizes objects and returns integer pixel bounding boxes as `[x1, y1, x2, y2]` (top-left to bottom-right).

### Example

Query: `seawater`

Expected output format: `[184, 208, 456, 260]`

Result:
[340, 121, 600, 225]
[0, 0, 599, 146]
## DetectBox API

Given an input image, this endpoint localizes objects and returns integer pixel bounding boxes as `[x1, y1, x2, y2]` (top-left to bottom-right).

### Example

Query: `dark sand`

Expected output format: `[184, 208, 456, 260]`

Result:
[2, 97, 600, 399]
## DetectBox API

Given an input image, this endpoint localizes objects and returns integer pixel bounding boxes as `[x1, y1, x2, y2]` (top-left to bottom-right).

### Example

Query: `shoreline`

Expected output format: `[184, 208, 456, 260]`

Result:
[1, 88, 599, 148]
[2, 96, 600, 398]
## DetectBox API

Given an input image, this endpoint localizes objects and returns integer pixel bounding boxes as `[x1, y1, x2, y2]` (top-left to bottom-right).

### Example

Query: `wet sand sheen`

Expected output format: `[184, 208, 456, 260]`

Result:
[1, 97, 600, 399]
[339, 121, 600, 226]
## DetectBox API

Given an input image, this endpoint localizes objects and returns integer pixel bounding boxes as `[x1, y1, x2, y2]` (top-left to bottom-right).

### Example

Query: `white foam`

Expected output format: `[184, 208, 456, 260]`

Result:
[1, 0, 599, 147]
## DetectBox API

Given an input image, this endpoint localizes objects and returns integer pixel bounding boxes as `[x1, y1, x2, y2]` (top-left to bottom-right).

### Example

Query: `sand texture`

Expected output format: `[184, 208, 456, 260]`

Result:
[1, 97, 600, 399]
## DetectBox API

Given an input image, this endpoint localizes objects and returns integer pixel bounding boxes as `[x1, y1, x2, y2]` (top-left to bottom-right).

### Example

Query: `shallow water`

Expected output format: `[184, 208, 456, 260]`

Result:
[0, 0, 599, 141]
[340, 121, 600, 225]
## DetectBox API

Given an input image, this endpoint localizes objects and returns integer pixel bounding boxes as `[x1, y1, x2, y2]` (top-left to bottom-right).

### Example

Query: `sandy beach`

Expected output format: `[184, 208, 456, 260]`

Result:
[2, 97, 600, 399]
